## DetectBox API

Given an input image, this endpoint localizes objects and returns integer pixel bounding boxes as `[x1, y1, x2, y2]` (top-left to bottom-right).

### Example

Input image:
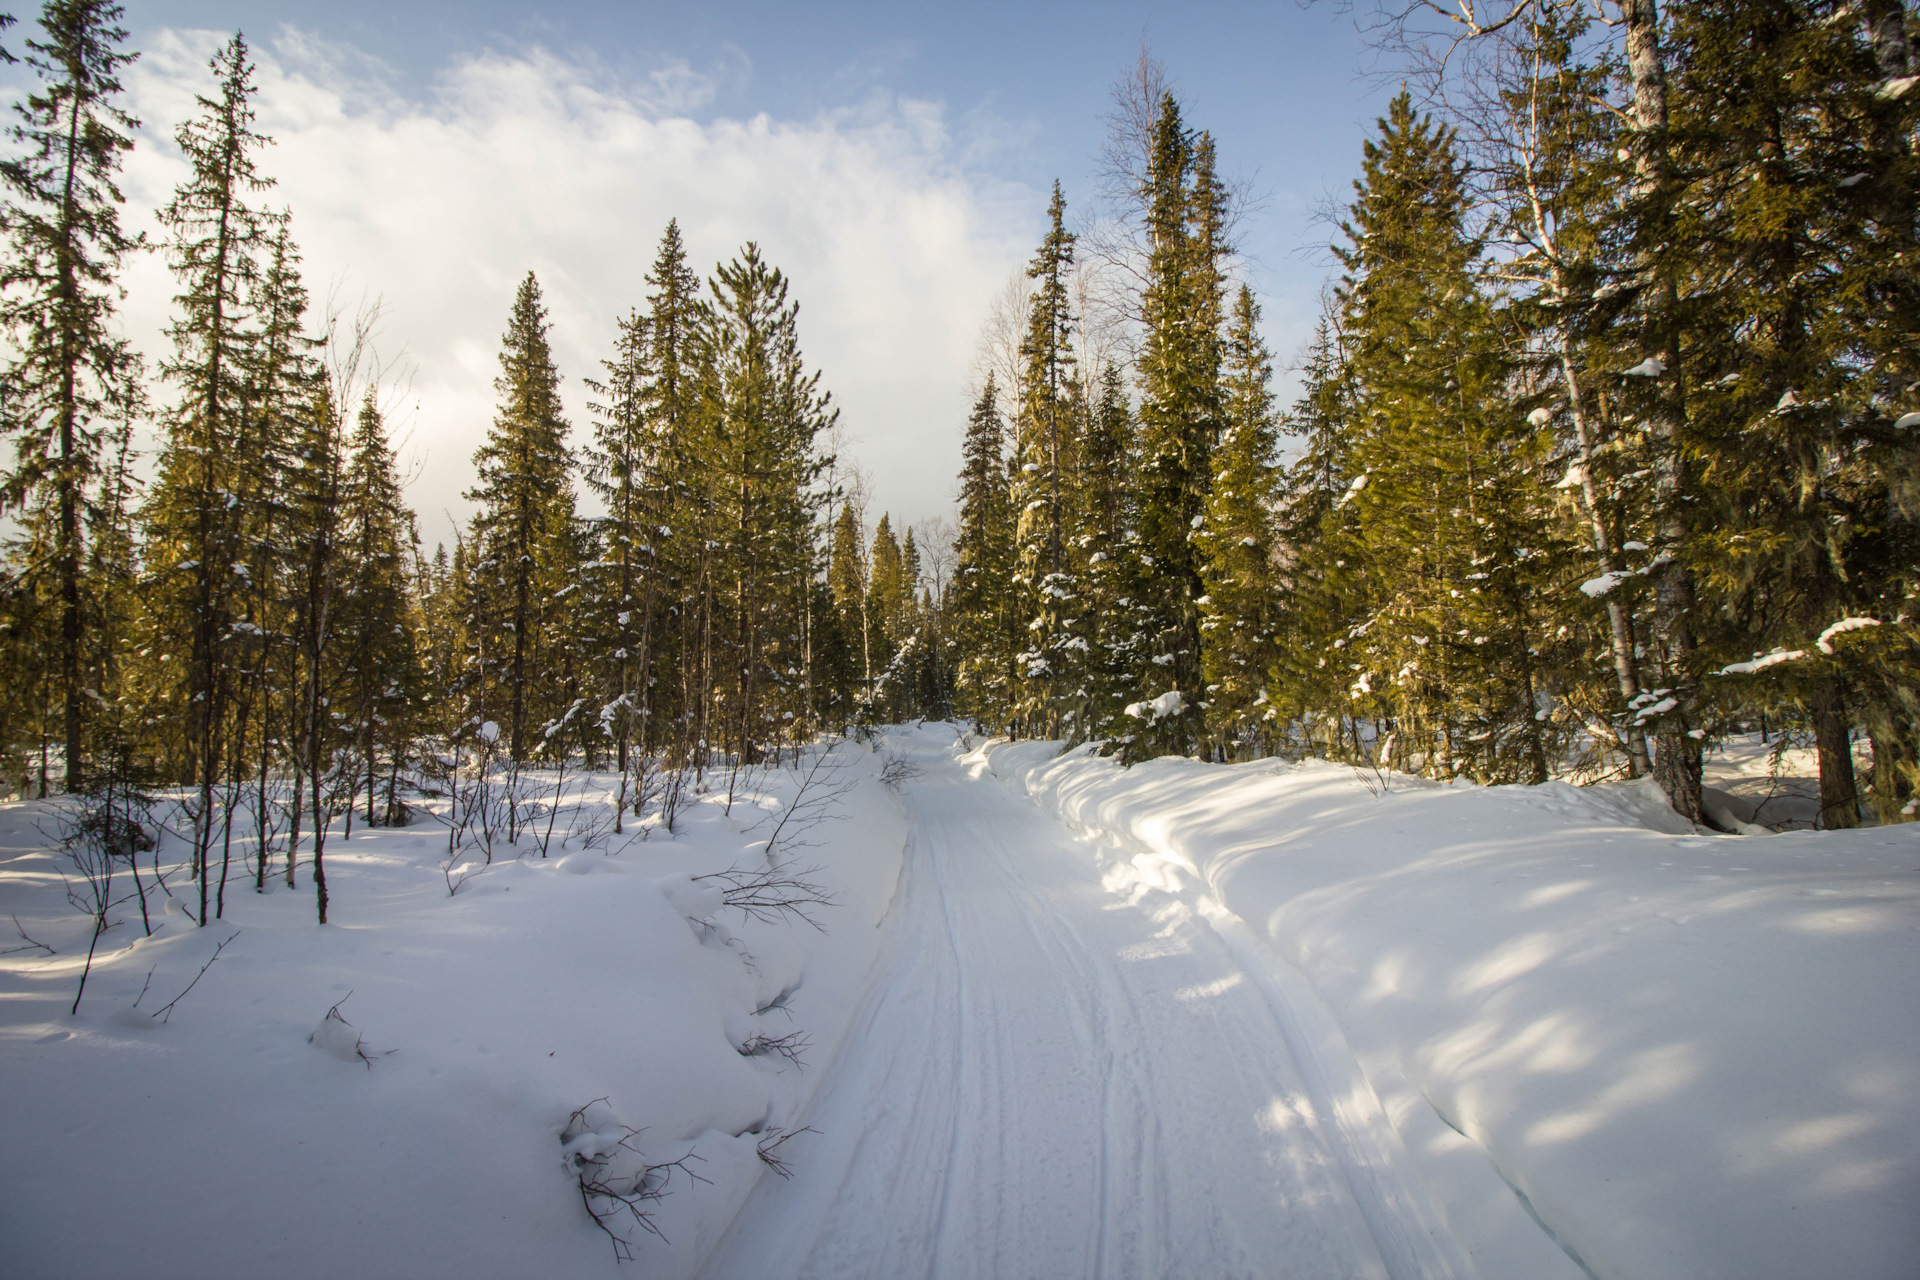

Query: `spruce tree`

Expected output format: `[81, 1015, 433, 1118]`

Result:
[867, 512, 909, 718]
[1196, 285, 1279, 757]
[695, 243, 834, 762]
[338, 391, 420, 827]
[1128, 93, 1226, 758]
[1614, 0, 1707, 820]
[1332, 93, 1560, 783]
[1008, 182, 1084, 738]
[466, 271, 577, 763]
[828, 502, 869, 699]
[639, 220, 709, 771]
[284, 378, 343, 914]
[1076, 363, 1146, 747]
[144, 32, 284, 921]
[0, 0, 142, 791]
[1268, 309, 1371, 762]
[951, 373, 1016, 730]
[1667, 0, 1920, 826]
[582, 305, 655, 818]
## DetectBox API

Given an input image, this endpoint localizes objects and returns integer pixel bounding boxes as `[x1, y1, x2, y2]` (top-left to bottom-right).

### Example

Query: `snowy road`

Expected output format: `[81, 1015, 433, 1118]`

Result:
[701, 727, 1471, 1280]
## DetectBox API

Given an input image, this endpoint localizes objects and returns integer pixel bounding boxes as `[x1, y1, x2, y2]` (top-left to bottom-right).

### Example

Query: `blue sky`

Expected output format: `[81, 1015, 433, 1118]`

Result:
[91, 1, 1397, 543]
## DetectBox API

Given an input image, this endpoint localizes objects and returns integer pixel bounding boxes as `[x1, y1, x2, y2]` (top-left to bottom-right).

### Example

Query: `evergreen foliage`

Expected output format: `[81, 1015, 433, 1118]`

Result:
[1, 4, 1915, 912]
[465, 271, 577, 763]
[0, 0, 142, 791]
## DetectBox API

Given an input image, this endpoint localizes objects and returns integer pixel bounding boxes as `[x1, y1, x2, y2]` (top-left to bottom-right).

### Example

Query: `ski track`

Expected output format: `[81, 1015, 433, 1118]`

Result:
[700, 730, 1467, 1280]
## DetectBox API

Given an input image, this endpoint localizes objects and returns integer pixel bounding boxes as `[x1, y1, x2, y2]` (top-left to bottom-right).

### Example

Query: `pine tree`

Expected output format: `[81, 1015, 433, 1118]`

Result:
[1196, 285, 1279, 756]
[0, 0, 143, 791]
[466, 271, 577, 763]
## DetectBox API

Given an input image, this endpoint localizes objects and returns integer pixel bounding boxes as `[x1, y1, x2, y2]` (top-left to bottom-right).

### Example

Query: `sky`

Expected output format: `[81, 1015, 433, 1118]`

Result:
[13, 1, 1403, 547]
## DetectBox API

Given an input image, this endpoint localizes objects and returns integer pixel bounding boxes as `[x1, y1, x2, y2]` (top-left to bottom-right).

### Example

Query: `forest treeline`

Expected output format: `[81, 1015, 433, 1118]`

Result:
[0, 7, 946, 924]
[942, 0, 1918, 831]
[1, 0, 1916, 925]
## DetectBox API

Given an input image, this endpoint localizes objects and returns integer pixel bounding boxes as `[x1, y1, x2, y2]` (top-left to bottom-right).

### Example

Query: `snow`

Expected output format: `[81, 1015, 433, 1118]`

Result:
[1527, 407, 1553, 426]
[1717, 647, 1805, 676]
[6, 725, 1914, 1279]
[1623, 356, 1666, 377]
[703, 725, 1500, 1279]
[1816, 615, 1880, 654]
[1123, 689, 1186, 721]
[0, 744, 908, 1278]
[1578, 570, 1629, 597]
[980, 737, 1920, 1280]
[1894, 411, 1920, 430]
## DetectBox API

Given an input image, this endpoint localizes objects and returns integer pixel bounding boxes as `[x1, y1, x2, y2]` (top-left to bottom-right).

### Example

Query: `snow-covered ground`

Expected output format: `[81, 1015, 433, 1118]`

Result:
[0, 744, 907, 1279]
[4, 725, 1914, 1279]
[982, 734, 1920, 1280]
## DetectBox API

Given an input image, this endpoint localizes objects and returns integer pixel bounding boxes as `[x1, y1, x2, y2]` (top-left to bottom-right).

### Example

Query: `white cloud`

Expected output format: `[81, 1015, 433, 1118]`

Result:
[116, 27, 1033, 545]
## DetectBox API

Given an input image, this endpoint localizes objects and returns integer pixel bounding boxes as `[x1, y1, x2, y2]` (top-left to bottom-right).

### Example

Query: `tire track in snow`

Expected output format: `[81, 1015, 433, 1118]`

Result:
[700, 728, 1462, 1279]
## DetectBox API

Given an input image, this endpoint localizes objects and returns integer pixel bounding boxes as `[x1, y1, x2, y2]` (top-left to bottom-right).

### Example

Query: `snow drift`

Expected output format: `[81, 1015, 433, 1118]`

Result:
[981, 739, 1920, 1280]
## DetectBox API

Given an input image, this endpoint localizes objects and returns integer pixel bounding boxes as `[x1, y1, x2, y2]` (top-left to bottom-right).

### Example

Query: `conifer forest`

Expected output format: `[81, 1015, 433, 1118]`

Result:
[2, 4, 1918, 1277]
[3, 1, 1918, 938]
[0, 0, 1912, 940]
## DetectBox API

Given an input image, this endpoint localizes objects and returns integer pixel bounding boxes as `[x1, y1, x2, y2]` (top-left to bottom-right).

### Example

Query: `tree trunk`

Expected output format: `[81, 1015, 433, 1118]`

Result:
[1810, 676, 1860, 829]
[1624, 0, 1703, 822]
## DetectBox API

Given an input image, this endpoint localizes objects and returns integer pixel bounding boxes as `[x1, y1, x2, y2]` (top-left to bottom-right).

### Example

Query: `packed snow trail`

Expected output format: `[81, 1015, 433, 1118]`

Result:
[701, 725, 1470, 1280]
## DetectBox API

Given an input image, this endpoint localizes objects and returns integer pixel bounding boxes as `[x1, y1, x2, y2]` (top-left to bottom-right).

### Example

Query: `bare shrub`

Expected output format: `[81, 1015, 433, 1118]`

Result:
[755, 1125, 817, 1179]
[560, 1098, 705, 1262]
[149, 930, 237, 1024]
[878, 754, 922, 792]
[737, 1029, 810, 1067]
[759, 744, 853, 866]
[693, 865, 834, 932]
[49, 760, 157, 1013]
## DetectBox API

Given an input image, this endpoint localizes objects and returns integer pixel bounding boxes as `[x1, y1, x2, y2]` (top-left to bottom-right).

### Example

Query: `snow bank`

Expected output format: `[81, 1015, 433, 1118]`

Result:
[981, 740, 1920, 1280]
[0, 743, 907, 1278]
